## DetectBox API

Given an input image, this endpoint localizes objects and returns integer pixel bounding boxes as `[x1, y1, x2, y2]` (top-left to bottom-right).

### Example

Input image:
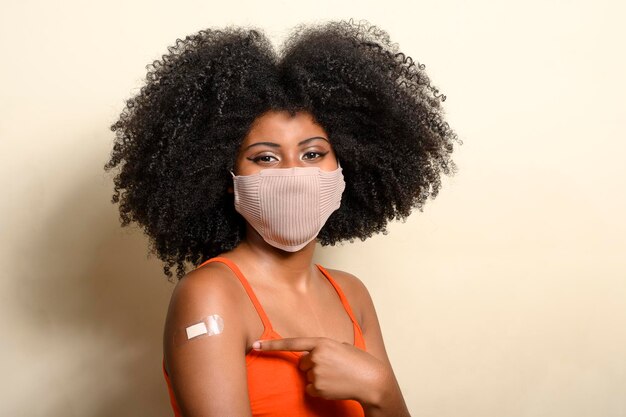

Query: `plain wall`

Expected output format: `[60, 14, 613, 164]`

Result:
[1, 0, 625, 416]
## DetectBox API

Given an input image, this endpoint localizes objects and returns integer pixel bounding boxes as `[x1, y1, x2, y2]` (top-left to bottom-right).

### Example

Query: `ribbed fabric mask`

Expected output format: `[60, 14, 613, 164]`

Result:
[232, 164, 345, 252]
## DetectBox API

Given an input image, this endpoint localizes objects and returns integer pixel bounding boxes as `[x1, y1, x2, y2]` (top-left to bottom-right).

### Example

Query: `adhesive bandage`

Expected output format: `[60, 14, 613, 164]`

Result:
[174, 314, 224, 346]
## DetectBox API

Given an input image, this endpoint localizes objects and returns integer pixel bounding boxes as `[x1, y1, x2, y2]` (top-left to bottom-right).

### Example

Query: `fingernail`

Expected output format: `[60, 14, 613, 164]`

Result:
[252, 341, 261, 350]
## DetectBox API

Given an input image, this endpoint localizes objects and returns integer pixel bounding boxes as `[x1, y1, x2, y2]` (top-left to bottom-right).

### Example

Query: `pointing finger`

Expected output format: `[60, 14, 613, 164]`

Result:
[252, 337, 325, 352]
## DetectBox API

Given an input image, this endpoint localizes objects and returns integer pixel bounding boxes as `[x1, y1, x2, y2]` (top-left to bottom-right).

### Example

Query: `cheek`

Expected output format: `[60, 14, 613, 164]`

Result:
[322, 151, 339, 171]
[235, 158, 270, 176]
[233, 154, 251, 176]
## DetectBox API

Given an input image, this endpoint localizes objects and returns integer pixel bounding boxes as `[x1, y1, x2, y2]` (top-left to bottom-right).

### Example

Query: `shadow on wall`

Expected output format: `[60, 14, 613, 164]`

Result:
[18, 148, 175, 416]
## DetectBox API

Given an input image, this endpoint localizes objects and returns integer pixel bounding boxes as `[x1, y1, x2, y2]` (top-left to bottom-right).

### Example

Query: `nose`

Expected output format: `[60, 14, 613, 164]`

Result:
[279, 154, 306, 169]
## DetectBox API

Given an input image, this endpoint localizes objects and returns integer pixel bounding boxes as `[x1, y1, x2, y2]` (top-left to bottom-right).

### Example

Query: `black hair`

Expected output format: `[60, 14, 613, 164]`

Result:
[104, 19, 461, 280]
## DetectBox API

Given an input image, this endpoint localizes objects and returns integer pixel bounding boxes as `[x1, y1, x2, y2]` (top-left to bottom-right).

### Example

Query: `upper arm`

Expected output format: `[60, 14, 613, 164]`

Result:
[353, 276, 394, 368]
[163, 264, 253, 417]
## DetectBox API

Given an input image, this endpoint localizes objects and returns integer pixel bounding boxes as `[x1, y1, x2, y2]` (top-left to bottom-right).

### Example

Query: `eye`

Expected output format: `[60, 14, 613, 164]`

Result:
[251, 155, 278, 164]
[302, 151, 327, 160]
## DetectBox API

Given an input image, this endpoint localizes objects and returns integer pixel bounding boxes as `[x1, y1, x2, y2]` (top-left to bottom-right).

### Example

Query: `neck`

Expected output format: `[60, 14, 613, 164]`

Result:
[229, 225, 319, 292]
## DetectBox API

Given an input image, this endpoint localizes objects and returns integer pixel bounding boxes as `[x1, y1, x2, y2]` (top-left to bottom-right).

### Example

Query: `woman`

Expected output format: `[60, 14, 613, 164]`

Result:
[105, 19, 458, 417]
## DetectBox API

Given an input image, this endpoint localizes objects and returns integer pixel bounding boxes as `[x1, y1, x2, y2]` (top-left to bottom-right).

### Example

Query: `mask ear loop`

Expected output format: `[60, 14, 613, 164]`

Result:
[228, 165, 236, 195]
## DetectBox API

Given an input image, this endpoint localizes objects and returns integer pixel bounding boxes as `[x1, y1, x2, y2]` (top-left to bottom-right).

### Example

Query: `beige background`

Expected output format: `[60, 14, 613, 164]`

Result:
[1, 0, 625, 416]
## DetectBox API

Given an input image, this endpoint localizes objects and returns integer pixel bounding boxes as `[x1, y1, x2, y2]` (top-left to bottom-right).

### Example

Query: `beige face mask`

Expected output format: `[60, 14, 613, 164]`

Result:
[232, 164, 345, 252]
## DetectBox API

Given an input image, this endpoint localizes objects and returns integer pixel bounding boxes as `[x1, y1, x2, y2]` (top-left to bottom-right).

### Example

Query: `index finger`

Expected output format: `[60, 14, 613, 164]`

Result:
[252, 337, 325, 352]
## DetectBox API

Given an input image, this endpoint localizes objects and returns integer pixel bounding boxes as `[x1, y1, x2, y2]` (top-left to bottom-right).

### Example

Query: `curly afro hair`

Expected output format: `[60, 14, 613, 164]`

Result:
[104, 18, 460, 280]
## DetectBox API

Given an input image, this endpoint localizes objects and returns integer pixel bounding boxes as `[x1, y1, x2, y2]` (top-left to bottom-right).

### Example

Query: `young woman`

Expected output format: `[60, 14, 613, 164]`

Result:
[105, 19, 458, 417]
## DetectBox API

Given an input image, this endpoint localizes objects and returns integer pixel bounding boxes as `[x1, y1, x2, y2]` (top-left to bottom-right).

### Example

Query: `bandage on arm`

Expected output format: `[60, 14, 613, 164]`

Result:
[173, 314, 225, 347]
[163, 265, 253, 417]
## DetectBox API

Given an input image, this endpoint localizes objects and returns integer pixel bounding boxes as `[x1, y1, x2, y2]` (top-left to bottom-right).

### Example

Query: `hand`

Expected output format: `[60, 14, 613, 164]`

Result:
[252, 337, 389, 405]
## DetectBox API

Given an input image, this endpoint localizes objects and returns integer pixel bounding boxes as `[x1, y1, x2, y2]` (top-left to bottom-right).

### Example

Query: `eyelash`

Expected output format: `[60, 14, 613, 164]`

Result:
[249, 151, 328, 163]
[251, 155, 277, 163]
[303, 151, 327, 160]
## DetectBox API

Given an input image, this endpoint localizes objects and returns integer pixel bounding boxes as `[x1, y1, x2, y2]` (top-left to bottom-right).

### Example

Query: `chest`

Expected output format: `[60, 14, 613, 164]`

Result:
[249, 279, 357, 346]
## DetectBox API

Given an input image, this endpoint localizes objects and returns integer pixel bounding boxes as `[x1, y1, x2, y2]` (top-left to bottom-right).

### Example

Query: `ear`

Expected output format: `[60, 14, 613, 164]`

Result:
[227, 186, 234, 194]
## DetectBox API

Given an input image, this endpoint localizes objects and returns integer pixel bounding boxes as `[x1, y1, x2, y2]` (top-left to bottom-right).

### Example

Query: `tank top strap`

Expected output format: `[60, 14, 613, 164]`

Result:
[314, 264, 362, 331]
[196, 257, 273, 333]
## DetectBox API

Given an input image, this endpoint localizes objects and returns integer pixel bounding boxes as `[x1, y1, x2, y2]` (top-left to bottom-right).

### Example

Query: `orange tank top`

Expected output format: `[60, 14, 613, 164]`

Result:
[162, 257, 366, 417]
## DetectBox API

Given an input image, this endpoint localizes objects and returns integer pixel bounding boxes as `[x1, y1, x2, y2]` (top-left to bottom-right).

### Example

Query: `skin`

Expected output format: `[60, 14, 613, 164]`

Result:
[163, 110, 411, 416]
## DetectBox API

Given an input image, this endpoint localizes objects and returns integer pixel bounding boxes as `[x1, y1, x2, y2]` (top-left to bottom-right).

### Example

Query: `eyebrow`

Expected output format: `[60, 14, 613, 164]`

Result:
[243, 136, 329, 151]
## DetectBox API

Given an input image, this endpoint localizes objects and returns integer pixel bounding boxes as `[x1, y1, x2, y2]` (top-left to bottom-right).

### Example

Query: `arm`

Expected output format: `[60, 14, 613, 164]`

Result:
[353, 277, 410, 417]
[163, 263, 253, 417]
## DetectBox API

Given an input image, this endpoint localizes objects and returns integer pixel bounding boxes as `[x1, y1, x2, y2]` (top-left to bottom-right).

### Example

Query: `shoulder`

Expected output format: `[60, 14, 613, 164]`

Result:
[164, 261, 250, 350]
[323, 267, 370, 296]
[322, 266, 391, 365]
[321, 267, 374, 328]
[169, 261, 247, 309]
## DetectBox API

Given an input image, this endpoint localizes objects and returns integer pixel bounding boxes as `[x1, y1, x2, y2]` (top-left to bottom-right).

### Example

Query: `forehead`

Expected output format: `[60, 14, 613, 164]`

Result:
[241, 110, 328, 145]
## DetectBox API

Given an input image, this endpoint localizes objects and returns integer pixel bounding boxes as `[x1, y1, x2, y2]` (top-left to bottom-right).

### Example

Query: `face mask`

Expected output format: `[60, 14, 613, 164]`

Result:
[231, 164, 345, 252]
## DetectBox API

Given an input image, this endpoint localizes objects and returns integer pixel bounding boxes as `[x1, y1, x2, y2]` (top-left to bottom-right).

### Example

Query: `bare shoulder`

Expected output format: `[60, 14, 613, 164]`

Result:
[323, 267, 370, 295]
[168, 261, 247, 312]
[163, 261, 250, 363]
[322, 267, 374, 327]
[323, 266, 391, 365]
